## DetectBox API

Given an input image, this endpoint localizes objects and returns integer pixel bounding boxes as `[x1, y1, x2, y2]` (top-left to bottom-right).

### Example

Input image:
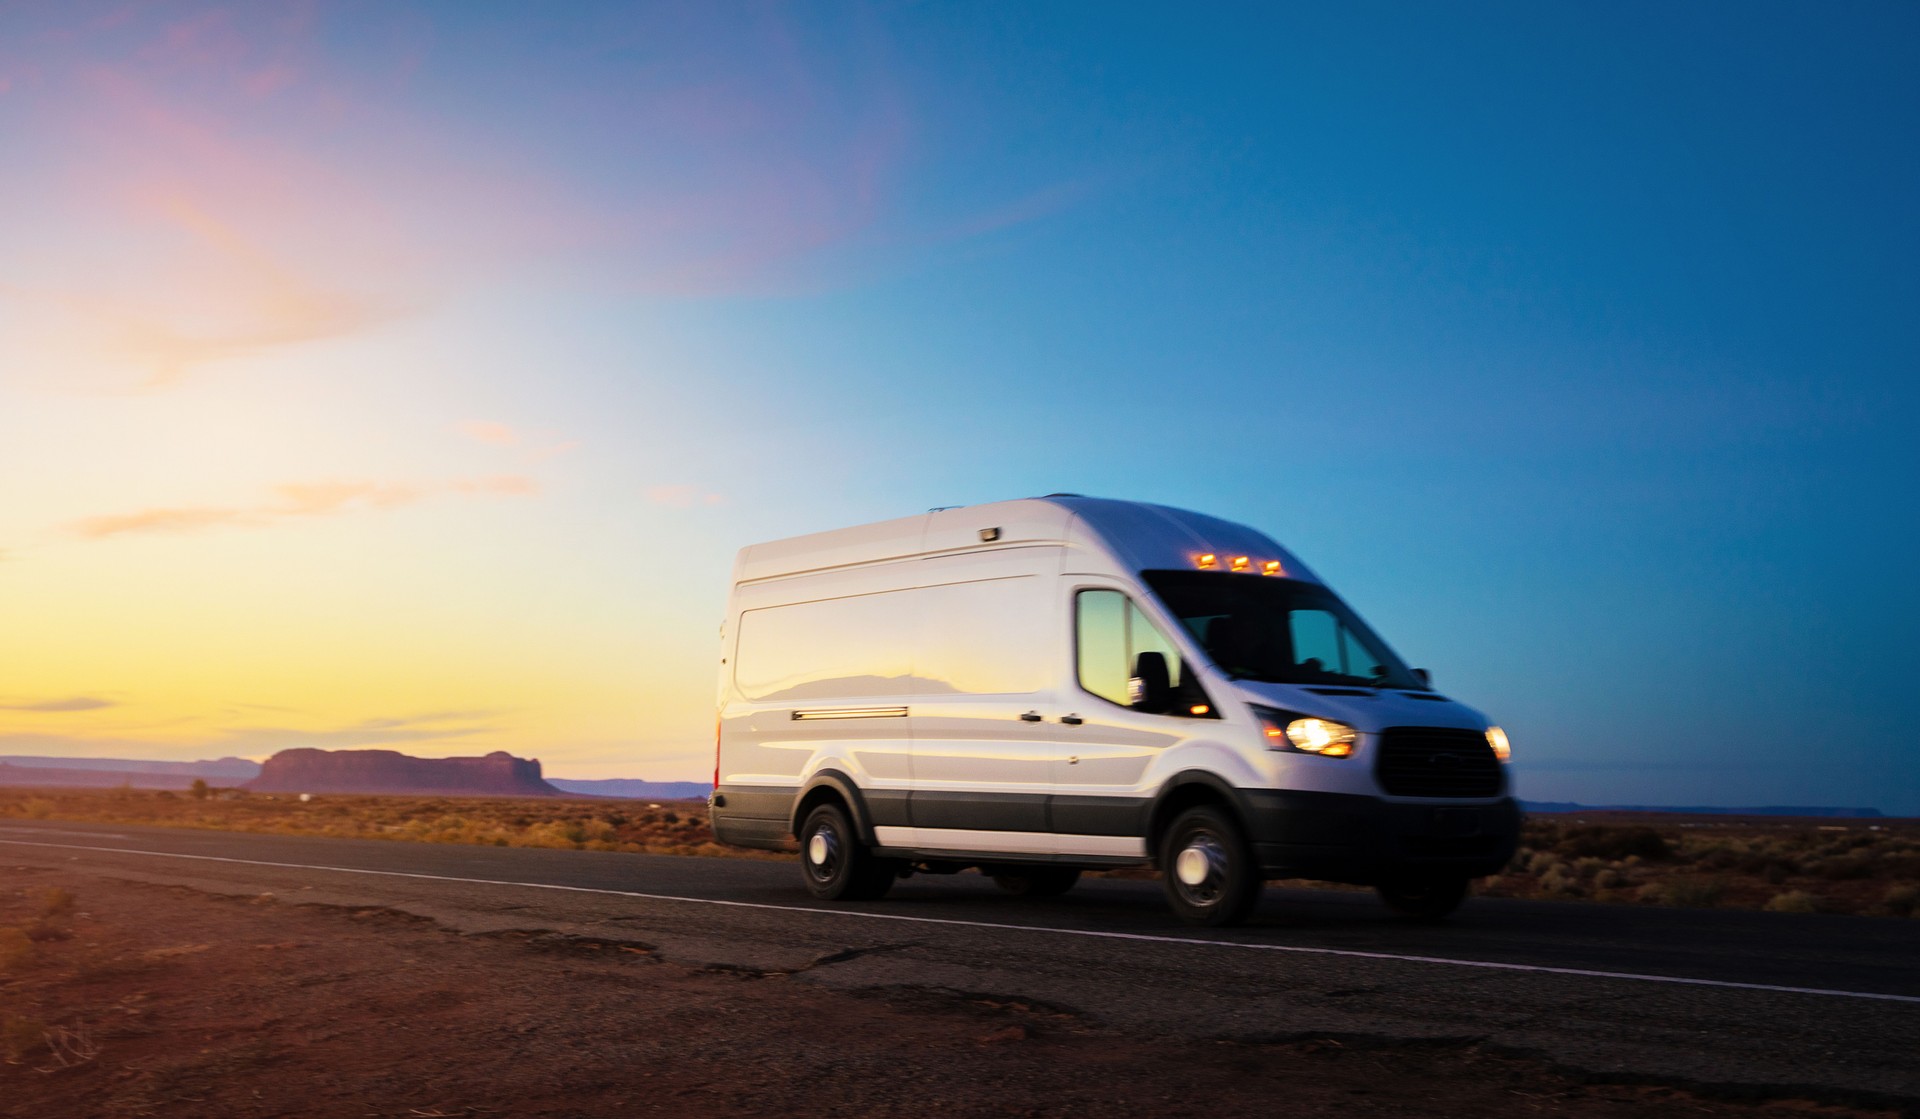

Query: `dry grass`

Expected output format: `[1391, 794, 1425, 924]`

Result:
[4, 787, 1914, 916]
[0, 785, 779, 860]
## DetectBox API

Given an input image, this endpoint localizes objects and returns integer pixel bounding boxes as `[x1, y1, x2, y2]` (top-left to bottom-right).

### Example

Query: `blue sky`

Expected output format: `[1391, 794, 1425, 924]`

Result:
[2, 2, 1915, 811]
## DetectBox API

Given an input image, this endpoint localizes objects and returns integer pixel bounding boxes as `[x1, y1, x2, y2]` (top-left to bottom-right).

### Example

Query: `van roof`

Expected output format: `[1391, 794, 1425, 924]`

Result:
[733, 496, 1321, 586]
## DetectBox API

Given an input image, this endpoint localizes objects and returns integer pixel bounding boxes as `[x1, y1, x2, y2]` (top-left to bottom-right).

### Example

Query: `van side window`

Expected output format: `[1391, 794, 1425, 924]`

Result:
[1076, 590, 1186, 708]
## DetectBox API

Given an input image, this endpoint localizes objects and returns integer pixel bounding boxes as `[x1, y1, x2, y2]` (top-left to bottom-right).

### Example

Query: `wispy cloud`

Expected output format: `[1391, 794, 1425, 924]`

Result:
[67, 475, 538, 540]
[644, 484, 726, 509]
[459, 420, 519, 446]
[0, 184, 397, 392]
[0, 696, 117, 713]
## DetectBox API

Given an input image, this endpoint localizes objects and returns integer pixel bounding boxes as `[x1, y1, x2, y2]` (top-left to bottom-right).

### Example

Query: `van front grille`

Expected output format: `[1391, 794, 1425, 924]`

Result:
[1374, 727, 1504, 798]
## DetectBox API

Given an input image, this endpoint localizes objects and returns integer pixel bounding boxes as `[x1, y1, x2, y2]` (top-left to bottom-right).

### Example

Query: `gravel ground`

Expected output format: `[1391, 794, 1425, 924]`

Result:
[2, 868, 1908, 1119]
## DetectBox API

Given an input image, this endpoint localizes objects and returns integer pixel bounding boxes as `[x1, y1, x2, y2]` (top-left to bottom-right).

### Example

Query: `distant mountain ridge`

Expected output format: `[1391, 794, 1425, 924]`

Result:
[246, 748, 563, 797]
[0, 752, 706, 798]
[0, 755, 261, 779]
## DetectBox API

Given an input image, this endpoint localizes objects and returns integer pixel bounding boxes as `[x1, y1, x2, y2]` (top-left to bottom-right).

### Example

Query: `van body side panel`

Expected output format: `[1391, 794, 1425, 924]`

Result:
[716, 560, 925, 846]
[902, 547, 1066, 852]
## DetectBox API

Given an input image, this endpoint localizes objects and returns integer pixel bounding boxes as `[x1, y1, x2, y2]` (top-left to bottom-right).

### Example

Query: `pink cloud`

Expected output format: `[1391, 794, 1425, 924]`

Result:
[459, 420, 519, 446]
[66, 475, 538, 540]
[0, 2, 1080, 323]
[69, 507, 256, 538]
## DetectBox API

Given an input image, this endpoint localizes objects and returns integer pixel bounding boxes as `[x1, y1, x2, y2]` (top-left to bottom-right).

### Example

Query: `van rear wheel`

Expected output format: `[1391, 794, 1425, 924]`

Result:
[798, 803, 896, 901]
[1160, 806, 1262, 926]
[1376, 873, 1470, 920]
[991, 868, 1082, 897]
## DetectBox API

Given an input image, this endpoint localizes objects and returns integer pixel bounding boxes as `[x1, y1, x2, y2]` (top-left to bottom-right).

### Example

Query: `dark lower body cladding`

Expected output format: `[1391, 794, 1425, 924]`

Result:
[714, 782, 1520, 886]
[1243, 790, 1521, 885]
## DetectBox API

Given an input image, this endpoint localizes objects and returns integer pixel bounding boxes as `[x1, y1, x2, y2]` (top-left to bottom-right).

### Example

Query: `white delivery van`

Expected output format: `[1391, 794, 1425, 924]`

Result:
[709, 496, 1519, 926]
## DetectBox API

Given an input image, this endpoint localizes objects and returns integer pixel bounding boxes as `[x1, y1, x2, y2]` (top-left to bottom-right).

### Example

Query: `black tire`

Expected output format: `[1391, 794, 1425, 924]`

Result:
[798, 803, 897, 901]
[1376, 873, 1470, 920]
[1159, 805, 1262, 927]
[991, 868, 1082, 897]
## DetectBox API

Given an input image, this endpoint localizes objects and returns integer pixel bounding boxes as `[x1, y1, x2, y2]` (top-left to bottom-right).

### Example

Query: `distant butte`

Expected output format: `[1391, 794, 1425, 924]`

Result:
[244, 748, 563, 797]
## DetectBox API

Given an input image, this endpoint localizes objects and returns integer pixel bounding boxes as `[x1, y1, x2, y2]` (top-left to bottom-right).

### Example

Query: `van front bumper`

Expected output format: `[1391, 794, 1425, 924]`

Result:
[1240, 790, 1521, 885]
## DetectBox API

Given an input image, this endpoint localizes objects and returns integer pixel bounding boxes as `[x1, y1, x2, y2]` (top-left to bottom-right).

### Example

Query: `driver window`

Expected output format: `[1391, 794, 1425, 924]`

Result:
[1076, 590, 1187, 708]
[1288, 609, 1344, 679]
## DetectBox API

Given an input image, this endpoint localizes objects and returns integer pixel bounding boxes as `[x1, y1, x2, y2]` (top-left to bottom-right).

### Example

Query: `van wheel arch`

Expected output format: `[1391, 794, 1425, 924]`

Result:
[790, 772, 873, 845]
[1148, 773, 1254, 870]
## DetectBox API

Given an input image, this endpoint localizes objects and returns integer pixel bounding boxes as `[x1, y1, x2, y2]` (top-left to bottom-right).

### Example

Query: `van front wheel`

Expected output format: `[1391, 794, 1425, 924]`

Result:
[799, 803, 896, 901]
[1160, 806, 1262, 926]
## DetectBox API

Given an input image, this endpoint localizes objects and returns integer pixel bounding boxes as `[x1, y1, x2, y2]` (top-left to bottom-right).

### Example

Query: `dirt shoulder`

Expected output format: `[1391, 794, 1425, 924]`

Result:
[2, 869, 1910, 1119]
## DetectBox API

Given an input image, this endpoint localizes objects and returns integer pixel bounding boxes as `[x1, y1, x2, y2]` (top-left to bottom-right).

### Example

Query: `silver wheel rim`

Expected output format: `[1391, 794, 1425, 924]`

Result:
[1173, 833, 1228, 903]
[806, 825, 840, 882]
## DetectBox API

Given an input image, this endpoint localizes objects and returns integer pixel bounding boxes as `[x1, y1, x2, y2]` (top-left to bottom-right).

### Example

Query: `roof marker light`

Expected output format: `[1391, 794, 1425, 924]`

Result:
[1196, 553, 1217, 569]
[1230, 555, 1250, 571]
[1263, 560, 1282, 575]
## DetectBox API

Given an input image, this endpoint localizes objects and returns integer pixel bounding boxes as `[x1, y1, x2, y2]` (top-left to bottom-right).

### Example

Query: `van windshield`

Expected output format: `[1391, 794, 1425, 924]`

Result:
[1141, 571, 1424, 690]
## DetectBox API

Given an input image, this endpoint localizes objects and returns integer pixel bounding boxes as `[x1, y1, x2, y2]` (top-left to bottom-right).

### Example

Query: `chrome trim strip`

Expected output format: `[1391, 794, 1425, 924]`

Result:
[790, 706, 909, 721]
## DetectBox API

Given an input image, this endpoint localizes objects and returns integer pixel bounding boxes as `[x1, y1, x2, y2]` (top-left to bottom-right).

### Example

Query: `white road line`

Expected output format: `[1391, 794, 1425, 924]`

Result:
[6, 836, 1917, 1006]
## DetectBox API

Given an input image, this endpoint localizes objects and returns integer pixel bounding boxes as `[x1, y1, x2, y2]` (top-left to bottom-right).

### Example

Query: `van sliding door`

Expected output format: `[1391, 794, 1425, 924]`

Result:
[903, 564, 1063, 858]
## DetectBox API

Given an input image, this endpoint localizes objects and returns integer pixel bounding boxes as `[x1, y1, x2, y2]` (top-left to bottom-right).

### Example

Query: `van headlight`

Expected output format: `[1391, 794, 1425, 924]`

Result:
[1251, 706, 1357, 758]
[1486, 726, 1512, 762]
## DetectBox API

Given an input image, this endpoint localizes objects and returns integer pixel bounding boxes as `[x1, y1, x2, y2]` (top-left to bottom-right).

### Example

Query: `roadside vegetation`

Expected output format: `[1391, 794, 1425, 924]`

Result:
[1475, 815, 1920, 917]
[0, 785, 765, 860]
[3, 787, 1914, 916]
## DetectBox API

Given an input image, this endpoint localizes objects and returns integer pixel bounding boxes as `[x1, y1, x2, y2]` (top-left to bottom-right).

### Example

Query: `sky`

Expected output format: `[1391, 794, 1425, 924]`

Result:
[1, 2, 1915, 813]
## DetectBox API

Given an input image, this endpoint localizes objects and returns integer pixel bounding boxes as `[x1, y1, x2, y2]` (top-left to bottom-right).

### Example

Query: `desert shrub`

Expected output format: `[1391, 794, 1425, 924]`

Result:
[38, 888, 75, 920]
[1765, 891, 1818, 914]
[1552, 825, 1672, 861]
[1884, 885, 1918, 918]
[1593, 869, 1622, 890]
[0, 927, 33, 972]
[1666, 878, 1725, 907]
[1640, 878, 1724, 908]
[1809, 855, 1875, 881]
[1539, 865, 1581, 896]
[1526, 851, 1561, 875]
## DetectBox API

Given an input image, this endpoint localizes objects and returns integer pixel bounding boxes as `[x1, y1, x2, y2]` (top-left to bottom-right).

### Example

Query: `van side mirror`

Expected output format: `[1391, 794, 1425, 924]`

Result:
[1128, 652, 1171, 713]
[1412, 668, 1432, 688]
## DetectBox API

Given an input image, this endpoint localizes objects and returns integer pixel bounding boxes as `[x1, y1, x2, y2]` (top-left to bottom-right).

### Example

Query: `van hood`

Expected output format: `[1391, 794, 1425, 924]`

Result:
[1223, 679, 1491, 734]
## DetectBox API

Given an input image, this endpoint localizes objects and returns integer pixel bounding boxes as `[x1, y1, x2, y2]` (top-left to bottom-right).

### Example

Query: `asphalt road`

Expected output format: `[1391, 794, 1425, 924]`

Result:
[4, 819, 1916, 1102]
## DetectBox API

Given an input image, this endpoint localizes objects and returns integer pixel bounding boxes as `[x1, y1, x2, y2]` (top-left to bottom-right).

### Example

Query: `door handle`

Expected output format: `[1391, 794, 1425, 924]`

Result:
[1060, 714, 1083, 725]
[1020, 711, 1043, 722]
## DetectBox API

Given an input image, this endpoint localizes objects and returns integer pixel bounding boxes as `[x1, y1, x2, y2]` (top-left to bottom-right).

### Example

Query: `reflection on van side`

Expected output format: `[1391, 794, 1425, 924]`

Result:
[709, 496, 1519, 926]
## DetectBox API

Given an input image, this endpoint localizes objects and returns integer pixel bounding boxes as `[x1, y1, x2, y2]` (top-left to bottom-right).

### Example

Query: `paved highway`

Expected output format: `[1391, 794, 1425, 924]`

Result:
[4, 819, 1915, 1102]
